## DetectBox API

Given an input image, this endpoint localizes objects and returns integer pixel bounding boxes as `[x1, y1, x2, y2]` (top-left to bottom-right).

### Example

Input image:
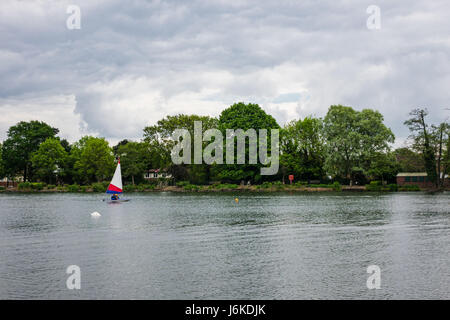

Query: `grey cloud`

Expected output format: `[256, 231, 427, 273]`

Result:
[0, 0, 449, 142]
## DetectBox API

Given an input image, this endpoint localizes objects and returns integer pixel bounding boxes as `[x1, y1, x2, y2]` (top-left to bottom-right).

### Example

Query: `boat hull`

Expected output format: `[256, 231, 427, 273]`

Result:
[103, 199, 130, 203]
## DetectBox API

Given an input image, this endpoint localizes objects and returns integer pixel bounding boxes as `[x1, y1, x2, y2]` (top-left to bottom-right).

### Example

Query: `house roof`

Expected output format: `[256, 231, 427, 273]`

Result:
[396, 172, 427, 177]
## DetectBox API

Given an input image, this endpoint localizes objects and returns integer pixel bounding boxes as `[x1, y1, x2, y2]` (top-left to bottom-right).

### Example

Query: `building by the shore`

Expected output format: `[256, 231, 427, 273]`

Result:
[0, 176, 23, 188]
[144, 169, 172, 180]
[396, 172, 449, 188]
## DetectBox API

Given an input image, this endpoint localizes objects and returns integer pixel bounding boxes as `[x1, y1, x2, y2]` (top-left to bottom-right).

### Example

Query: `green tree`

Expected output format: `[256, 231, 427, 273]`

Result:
[31, 138, 68, 184]
[116, 141, 148, 185]
[443, 132, 450, 183]
[72, 136, 115, 184]
[430, 122, 449, 187]
[2, 121, 59, 181]
[280, 117, 325, 183]
[323, 105, 394, 184]
[366, 152, 400, 184]
[113, 139, 130, 155]
[216, 102, 280, 183]
[404, 108, 437, 186]
[143, 114, 218, 183]
[0, 143, 5, 179]
[394, 148, 425, 172]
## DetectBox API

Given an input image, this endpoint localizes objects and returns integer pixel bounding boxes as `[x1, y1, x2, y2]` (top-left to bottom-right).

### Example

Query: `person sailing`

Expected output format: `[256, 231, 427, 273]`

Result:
[111, 193, 119, 201]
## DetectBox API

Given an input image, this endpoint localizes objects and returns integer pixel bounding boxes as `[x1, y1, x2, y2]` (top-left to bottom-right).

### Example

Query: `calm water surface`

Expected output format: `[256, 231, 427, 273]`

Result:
[0, 192, 449, 299]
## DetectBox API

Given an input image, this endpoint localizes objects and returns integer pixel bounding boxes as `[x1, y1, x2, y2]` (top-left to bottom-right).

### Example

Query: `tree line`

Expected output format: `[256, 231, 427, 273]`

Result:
[0, 103, 448, 187]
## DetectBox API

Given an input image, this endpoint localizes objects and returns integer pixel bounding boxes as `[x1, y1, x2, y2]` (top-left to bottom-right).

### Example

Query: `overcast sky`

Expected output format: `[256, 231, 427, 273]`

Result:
[1, 0, 449, 146]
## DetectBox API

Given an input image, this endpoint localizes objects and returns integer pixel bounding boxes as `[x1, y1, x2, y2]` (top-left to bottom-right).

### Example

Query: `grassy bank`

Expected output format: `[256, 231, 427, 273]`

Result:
[0, 181, 429, 193]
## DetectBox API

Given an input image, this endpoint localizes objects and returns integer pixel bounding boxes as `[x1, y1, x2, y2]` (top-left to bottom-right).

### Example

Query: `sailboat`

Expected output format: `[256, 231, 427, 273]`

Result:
[104, 159, 130, 203]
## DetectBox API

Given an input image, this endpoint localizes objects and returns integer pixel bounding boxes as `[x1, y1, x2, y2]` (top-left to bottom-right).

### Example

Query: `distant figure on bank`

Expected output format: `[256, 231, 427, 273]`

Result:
[111, 194, 119, 201]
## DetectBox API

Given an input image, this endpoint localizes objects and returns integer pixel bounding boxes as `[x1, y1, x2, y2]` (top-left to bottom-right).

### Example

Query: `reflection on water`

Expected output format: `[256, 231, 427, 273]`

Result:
[0, 192, 449, 299]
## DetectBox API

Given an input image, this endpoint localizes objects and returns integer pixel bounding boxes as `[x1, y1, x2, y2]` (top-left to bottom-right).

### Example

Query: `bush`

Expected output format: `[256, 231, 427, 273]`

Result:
[31, 183, 44, 190]
[18, 182, 44, 191]
[124, 185, 137, 192]
[399, 185, 420, 191]
[366, 181, 382, 191]
[92, 183, 106, 193]
[47, 184, 56, 190]
[80, 186, 89, 192]
[211, 183, 239, 189]
[136, 184, 155, 191]
[18, 182, 32, 190]
[332, 181, 342, 191]
[176, 181, 190, 187]
[260, 181, 272, 188]
[386, 184, 398, 192]
[184, 184, 200, 191]
[67, 184, 80, 192]
[366, 181, 398, 192]
[0, 186, 5, 191]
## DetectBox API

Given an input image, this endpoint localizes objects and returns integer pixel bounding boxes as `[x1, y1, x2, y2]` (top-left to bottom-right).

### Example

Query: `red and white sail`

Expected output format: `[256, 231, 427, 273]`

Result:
[106, 160, 123, 194]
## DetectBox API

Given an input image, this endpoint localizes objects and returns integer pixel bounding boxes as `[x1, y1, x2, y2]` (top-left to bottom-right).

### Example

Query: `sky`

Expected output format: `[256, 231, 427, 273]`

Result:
[1, 0, 449, 147]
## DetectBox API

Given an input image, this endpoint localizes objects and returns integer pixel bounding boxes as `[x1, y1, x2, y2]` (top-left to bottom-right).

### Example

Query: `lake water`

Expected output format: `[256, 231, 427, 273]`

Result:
[0, 192, 449, 299]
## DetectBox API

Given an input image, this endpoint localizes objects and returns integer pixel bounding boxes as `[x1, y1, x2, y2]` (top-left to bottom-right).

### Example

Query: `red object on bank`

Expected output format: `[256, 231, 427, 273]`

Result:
[288, 175, 294, 184]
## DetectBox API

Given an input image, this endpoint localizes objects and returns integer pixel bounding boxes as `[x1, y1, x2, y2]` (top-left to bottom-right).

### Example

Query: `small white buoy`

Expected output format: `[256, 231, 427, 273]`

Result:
[90, 211, 101, 217]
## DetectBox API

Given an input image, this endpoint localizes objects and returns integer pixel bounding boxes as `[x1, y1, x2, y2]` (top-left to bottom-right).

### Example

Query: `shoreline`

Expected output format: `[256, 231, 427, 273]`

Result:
[1, 185, 445, 193]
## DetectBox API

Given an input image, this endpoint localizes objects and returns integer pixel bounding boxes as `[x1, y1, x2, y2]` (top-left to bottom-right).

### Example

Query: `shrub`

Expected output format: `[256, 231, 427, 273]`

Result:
[386, 184, 398, 192]
[399, 185, 420, 191]
[176, 181, 190, 187]
[366, 181, 398, 192]
[18, 182, 32, 190]
[184, 184, 199, 191]
[0, 186, 5, 191]
[272, 181, 285, 189]
[211, 183, 239, 190]
[67, 184, 80, 192]
[18, 182, 44, 191]
[80, 186, 89, 192]
[92, 183, 106, 193]
[332, 181, 342, 191]
[260, 181, 272, 188]
[47, 184, 56, 190]
[124, 185, 137, 192]
[366, 181, 382, 191]
[31, 183, 44, 190]
[136, 184, 155, 191]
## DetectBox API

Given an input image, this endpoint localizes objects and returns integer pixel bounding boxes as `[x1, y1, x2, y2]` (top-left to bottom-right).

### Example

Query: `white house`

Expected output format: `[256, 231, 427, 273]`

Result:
[144, 169, 172, 180]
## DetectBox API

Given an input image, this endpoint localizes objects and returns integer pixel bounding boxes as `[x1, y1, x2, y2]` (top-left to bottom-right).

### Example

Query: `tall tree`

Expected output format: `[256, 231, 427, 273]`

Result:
[443, 132, 450, 183]
[280, 117, 325, 183]
[430, 122, 449, 187]
[323, 105, 394, 184]
[394, 148, 425, 172]
[31, 138, 68, 184]
[404, 108, 437, 186]
[2, 121, 59, 181]
[143, 114, 218, 183]
[366, 152, 400, 184]
[113, 139, 130, 155]
[72, 136, 115, 184]
[217, 102, 280, 183]
[116, 141, 148, 185]
[0, 143, 5, 179]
